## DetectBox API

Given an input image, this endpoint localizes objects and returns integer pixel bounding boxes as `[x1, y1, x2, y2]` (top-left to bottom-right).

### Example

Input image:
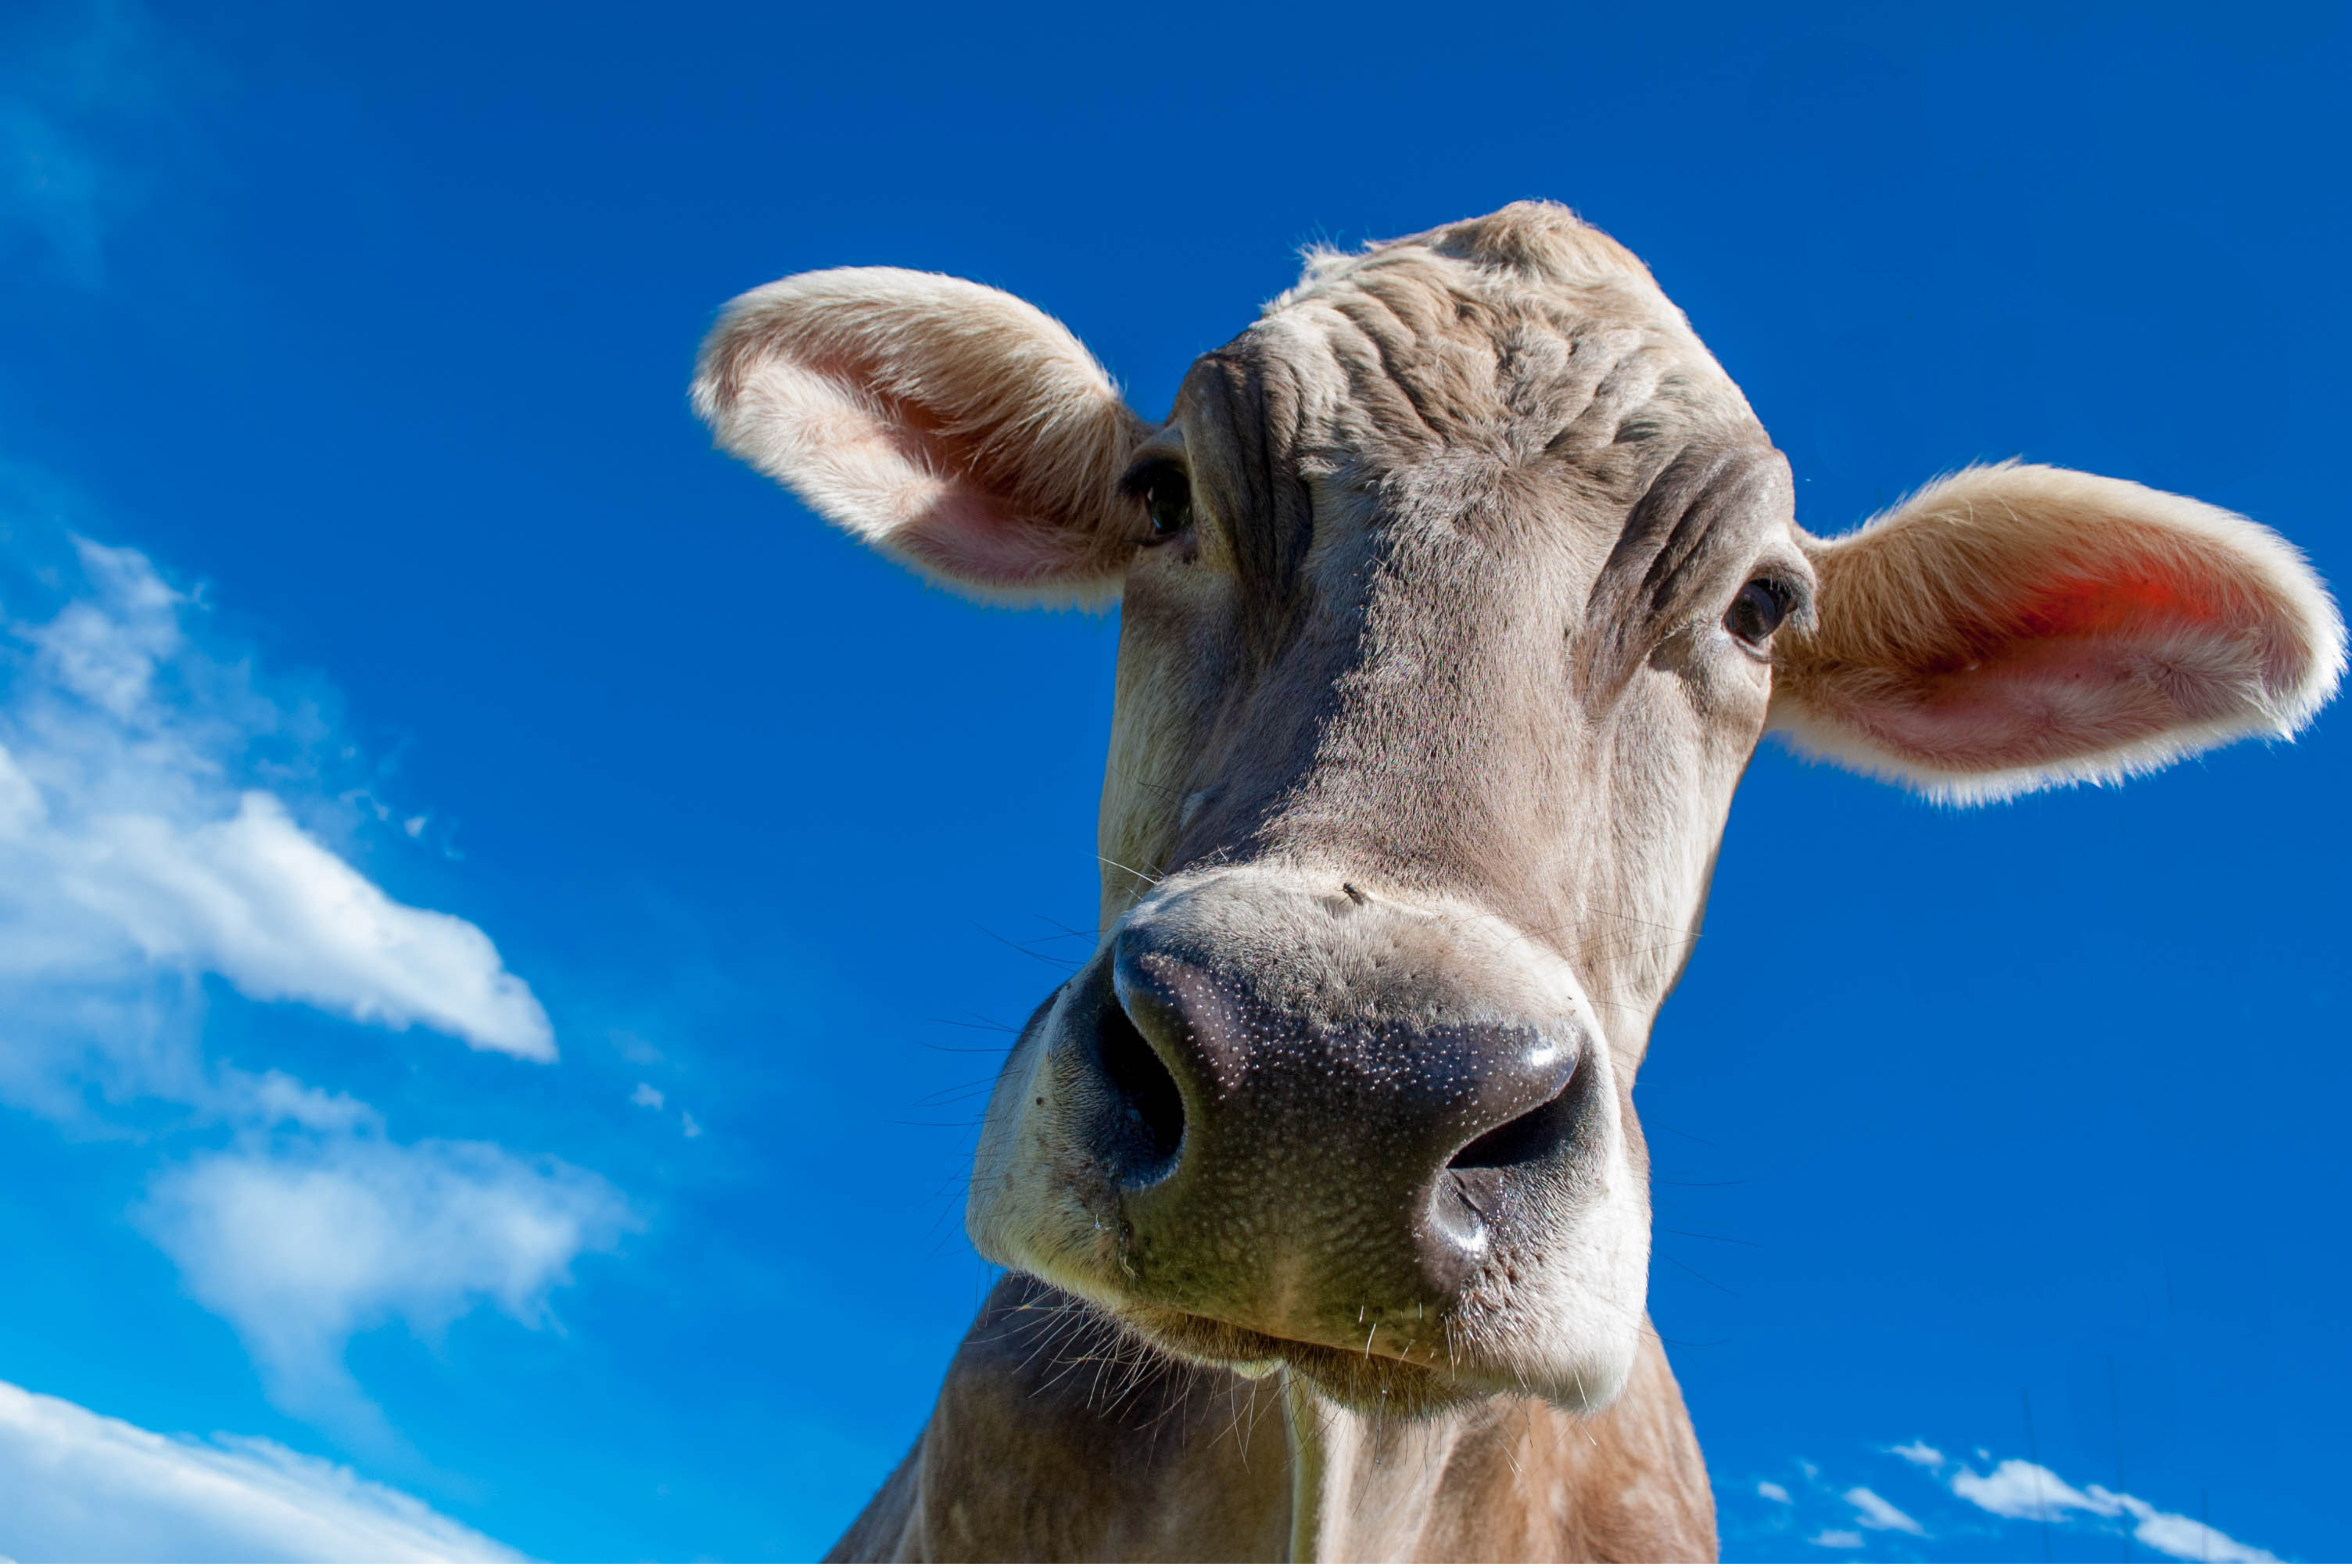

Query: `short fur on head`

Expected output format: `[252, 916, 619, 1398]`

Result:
[694, 202, 2344, 1563]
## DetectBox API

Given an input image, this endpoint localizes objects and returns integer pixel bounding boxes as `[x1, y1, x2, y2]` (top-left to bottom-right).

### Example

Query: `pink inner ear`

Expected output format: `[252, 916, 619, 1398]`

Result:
[768, 344, 1123, 595]
[1871, 638, 2203, 770]
[2014, 569, 2228, 642]
[1820, 563, 2272, 774]
[892, 487, 1102, 589]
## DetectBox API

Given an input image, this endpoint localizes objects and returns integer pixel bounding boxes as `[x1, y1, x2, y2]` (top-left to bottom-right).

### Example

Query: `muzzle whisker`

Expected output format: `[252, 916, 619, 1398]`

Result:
[1095, 853, 1167, 888]
[971, 920, 1085, 971]
[1652, 1248, 1735, 1295]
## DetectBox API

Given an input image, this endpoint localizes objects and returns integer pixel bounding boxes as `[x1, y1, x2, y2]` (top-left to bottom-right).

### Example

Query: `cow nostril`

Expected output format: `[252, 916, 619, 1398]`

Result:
[1447, 1070, 1580, 1171]
[1094, 995, 1185, 1183]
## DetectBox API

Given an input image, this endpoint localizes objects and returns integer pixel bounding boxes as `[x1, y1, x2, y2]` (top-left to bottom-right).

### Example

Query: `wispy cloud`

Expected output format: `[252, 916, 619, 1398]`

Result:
[0, 519, 627, 1442]
[0, 1376, 516, 1561]
[142, 1126, 632, 1437]
[0, 538, 553, 1071]
[630, 1079, 704, 1138]
[1946, 1457, 2274, 1564]
[1947, 1454, 2106, 1520]
[1841, 1484, 1924, 1535]
[1743, 1439, 2276, 1563]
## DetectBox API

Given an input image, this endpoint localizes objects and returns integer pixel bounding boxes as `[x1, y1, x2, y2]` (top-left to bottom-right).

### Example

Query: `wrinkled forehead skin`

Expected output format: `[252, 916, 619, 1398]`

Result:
[1254, 208, 1764, 509]
[1103, 206, 1802, 1060]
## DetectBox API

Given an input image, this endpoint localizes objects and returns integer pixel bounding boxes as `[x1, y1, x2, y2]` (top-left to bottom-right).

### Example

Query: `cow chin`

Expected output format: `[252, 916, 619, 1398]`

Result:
[967, 982, 1654, 1421]
[977, 1200, 1652, 1421]
[1109, 1288, 1648, 1419]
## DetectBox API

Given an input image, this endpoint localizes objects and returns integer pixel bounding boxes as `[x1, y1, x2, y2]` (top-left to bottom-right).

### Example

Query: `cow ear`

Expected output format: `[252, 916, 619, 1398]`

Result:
[1769, 462, 2345, 802]
[691, 267, 1150, 605]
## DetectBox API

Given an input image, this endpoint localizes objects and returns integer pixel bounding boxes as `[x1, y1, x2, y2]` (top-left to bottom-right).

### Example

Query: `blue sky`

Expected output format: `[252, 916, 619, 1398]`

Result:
[0, 0, 2342, 1560]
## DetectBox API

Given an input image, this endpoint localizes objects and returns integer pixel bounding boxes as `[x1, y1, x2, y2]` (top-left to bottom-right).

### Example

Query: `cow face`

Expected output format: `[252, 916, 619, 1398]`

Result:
[694, 203, 2342, 1415]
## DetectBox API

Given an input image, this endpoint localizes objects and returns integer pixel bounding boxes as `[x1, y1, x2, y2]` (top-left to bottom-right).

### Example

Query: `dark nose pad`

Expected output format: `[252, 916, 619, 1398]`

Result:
[1086, 934, 1585, 1287]
[1082, 959, 1187, 1186]
[1433, 1051, 1594, 1254]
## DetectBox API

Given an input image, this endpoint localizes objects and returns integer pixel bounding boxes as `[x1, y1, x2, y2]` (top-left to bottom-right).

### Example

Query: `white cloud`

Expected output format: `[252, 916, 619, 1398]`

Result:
[142, 1132, 634, 1434]
[1947, 1457, 2274, 1563]
[47, 787, 553, 1057]
[1754, 1442, 2278, 1565]
[0, 1376, 516, 1561]
[630, 1083, 704, 1139]
[2108, 1493, 2276, 1565]
[0, 538, 553, 1064]
[0, 527, 625, 1437]
[1843, 1484, 1925, 1535]
[1949, 1456, 2103, 1522]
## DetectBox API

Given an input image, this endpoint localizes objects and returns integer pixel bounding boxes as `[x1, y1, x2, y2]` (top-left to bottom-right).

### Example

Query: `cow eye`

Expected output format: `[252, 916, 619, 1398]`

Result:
[1140, 470, 1192, 540]
[1726, 579, 1792, 647]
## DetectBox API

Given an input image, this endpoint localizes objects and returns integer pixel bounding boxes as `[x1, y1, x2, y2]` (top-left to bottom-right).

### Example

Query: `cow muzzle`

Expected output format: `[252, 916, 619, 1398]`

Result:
[968, 867, 1650, 1412]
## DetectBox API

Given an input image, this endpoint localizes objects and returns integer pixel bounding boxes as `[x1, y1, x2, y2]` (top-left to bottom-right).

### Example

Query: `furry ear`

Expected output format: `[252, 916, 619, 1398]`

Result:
[1770, 462, 2345, 802]
[691, 268, 1149, 605]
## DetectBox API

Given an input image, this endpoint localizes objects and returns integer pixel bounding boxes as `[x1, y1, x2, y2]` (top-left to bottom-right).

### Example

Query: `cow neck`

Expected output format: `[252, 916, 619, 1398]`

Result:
[1280, 1371, 1476, 1561]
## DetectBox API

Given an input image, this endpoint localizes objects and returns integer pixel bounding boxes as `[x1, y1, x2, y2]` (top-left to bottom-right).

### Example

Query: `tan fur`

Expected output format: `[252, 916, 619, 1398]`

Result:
[1772, 462, 2345, 800]
[695, 202, 2343, 1562]
[827, 1276, 1712, 1563]
[691, 267, 1147, 602]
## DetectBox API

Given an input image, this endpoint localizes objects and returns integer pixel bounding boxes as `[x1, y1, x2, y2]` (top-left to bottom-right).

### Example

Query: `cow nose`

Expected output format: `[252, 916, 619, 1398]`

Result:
[1086, 929, 1586, 1302]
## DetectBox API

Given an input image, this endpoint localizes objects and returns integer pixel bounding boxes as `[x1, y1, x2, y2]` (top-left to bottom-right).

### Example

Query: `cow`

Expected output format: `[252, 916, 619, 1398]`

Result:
[691, 203, 2343, 1561]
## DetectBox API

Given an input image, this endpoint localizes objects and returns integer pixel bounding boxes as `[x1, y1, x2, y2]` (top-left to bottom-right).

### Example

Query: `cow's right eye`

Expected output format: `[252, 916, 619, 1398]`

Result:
[1725, 578, 1793, 647]
[1141, 471, 1193, 540]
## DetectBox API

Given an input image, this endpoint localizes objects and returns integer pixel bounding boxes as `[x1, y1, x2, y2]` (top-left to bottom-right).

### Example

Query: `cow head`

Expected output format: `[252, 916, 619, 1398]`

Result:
[694, 204, 2341, 1416]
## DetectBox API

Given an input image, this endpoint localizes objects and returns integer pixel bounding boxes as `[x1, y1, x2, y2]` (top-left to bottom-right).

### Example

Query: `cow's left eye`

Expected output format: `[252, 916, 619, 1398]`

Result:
[1726, 579, 1792, 647]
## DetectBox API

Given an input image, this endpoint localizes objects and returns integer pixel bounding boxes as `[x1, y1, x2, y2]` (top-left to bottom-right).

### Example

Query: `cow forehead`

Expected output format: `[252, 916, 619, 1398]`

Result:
[1158, 205, 1782, 625]
[1235, 204, 1762, 475]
